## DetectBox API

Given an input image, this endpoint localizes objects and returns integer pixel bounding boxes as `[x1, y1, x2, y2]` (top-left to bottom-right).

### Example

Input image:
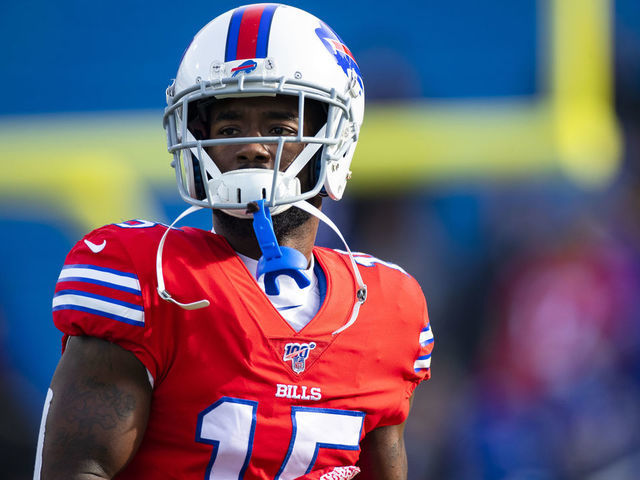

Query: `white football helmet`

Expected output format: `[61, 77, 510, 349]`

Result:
[163, 3, 365, 218]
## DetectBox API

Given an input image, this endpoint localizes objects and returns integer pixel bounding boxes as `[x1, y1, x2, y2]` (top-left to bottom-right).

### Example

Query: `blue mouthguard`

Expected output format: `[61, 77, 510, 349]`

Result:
[252, 199, 311, 295]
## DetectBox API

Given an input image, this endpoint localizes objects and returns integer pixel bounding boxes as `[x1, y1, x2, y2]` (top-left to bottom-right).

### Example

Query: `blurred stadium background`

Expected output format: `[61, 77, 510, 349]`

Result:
[1, 0, 640, 478]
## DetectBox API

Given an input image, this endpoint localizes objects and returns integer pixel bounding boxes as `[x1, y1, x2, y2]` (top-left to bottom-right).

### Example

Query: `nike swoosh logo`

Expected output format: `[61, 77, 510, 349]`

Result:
[84, 239, 107, 253]
[277, 304, 302, 311]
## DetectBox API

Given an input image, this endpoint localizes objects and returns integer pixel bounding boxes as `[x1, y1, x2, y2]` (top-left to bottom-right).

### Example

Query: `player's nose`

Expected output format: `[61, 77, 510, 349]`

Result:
[235, 138, 272, 168]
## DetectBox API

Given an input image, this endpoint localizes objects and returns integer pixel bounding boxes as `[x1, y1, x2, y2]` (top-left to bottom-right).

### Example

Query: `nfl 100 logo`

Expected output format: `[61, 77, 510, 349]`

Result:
[283, 342, 316, 373]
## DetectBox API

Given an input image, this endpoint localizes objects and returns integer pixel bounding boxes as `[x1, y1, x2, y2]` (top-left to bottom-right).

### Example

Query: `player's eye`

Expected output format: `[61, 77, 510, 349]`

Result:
[217, 126, 239, 136]
[270, 125, 296, 136]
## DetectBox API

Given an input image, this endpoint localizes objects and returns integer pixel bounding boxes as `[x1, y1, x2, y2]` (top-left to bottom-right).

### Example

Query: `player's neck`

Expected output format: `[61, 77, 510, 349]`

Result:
[212, 210, 320, 263]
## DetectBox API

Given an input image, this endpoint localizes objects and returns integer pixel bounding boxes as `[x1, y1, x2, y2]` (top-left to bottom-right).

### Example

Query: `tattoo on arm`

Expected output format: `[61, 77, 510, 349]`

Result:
[61, 375, 137, 432]
[42, 337, 151, 479]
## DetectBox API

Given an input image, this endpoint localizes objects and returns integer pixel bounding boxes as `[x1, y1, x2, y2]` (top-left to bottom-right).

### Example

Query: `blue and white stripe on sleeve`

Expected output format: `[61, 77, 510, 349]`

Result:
[53, 264, 144, 326]
[414, 324, 434, 373]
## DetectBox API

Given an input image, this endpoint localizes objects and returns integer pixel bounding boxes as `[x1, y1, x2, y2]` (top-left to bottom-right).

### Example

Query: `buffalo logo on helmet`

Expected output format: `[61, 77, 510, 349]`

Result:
[283, 342, 316, 373]
[231, 59, 258, 77]
[315, 22, 363, 93]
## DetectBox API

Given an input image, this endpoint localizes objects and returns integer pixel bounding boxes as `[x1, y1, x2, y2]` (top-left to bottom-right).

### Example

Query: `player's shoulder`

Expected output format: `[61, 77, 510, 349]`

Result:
[81, 219, 218, 248]
[317, 247, 422, 292]
[71, 220, 229, 269]
[83, 219, 167, 244]
[60, 220, 166, 278]
[320, 248, 410, 276]
[60, 219, 226, 296]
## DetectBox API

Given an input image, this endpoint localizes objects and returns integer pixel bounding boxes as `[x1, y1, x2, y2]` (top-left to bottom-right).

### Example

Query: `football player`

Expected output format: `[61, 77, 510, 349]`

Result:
[35, 4, 434, 479]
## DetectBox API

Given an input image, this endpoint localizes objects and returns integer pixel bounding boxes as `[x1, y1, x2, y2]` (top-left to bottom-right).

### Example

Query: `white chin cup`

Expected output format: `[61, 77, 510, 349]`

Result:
[208, 169, 301, 219]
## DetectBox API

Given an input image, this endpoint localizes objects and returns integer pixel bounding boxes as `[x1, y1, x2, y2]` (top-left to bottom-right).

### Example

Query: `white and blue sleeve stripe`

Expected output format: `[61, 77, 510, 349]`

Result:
[413, 354, 432, 372]
[58, 264, 141, 294]
[419, 325, 434, 347]
[54, 264, 144, 326]
[414, 322, 434, 373]
[53, 289, 145, 327]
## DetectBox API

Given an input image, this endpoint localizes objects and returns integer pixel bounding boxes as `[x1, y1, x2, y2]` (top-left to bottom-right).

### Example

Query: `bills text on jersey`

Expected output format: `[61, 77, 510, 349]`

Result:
[275, 383, 322, 401]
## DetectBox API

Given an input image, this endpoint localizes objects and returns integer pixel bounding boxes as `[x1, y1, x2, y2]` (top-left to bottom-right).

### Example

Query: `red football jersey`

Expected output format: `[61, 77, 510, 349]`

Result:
[52, 220, 434, 479]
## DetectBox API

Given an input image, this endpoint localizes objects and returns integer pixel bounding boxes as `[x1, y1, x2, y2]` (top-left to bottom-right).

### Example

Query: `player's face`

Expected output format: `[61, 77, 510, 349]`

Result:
[205, 96, 322, 189]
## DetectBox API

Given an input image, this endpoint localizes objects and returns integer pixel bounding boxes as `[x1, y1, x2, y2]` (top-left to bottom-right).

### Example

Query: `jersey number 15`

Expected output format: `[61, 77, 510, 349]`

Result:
[196, 397, 365, 479]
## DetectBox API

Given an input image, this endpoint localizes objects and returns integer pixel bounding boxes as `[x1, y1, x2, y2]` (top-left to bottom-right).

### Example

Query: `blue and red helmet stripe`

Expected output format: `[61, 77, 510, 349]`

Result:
[225, 3, 279, 62]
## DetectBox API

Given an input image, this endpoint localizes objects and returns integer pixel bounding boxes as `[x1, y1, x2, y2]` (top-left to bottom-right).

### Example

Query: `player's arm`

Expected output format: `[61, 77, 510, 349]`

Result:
[38, 336, 152, 480]
[356, 421, 408, 480]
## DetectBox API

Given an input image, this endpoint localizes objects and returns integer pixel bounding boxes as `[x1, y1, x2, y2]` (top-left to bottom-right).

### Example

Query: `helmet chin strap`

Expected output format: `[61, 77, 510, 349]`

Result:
[155, 199, 366, 334]
[291, 200, 367, 335]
